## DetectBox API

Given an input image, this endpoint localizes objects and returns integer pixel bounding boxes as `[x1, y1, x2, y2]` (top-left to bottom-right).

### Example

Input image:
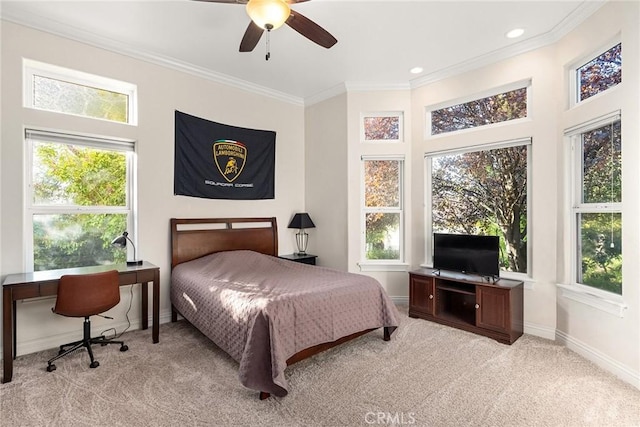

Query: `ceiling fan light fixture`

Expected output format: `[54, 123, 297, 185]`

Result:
[246, 0, 291, 31]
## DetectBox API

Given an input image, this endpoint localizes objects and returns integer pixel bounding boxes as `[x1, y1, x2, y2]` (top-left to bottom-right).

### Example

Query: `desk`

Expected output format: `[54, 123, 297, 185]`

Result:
[2, 261, 159, 383]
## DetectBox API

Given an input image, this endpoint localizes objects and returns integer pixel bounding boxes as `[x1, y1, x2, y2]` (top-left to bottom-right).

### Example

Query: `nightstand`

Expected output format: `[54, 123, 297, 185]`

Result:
[279, 253, 317, 265]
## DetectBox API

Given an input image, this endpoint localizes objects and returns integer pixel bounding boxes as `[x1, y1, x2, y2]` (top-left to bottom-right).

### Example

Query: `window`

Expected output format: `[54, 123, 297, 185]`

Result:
[576, 43, 622, 103]
[362, 157, 404, 262]
[24, 59, 137, 124]
[568, 114, 622, 294]
[430, 86, 528, 135]
[426, 140, 530, 275]
[361, 112, 403, 142]
[26, 129, 136, 271]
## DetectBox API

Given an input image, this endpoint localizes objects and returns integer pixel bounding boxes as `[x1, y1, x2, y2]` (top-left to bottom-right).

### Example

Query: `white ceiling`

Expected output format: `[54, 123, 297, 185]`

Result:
[0, 0, 604, 104]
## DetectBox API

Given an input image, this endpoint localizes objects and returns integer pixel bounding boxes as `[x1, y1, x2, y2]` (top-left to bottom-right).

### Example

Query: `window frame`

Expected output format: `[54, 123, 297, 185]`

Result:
[360, 111, 404, 143]
[425, 79, 531, 138]
[568, 38, 622, 108]
[359, 155, 406, 271]
[424, 138, 532, 280]
[24, 128, 138, 271]
[565, 111, 622, 297]
[23, 58, 138, 125]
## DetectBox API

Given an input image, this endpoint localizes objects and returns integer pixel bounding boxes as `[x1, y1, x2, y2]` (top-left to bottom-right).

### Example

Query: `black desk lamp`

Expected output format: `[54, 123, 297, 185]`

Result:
[111, 231, 143, 266]
[287, 213, 315, 255]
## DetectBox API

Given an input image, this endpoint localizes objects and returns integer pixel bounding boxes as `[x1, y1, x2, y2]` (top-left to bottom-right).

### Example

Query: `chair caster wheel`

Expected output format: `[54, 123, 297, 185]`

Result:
[90, 361, 99, 368]
[120, 345, 129, 352]
[47, 364, 56, 372]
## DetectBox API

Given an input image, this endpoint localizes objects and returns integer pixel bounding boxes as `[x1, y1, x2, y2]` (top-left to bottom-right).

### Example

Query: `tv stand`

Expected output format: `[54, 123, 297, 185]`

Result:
[409, 268, 523, 344]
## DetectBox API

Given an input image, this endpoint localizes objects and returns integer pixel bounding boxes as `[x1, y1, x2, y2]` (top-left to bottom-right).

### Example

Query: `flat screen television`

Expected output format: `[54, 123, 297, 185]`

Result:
[433, 233, 500, 278]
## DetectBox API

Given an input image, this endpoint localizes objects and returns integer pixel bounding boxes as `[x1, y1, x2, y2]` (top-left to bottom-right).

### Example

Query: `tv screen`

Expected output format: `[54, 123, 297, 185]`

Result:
[433, 233, 500, 277]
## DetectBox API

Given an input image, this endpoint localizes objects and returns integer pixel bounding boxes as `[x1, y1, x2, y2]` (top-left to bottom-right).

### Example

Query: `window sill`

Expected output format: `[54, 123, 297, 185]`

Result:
[499, 271, 535, 290]
[557, 283, 627, 317]
[358, 262, 409, 272]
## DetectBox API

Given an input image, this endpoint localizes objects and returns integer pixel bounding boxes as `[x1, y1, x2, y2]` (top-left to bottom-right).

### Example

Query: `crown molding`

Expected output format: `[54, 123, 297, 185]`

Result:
[305, 81, 411, 106]
[0, 8, 305, 107]
[345, 82, 411, 92]
[304, 83, 348, 106]
[410, 0, 606, 88]
[307, 1, 605, 104]
[1, 0, 606, 107]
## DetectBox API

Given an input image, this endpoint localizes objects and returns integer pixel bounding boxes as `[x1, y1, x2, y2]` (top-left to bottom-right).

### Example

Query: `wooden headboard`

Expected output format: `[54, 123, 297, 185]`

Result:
[170, 217, 278, 268]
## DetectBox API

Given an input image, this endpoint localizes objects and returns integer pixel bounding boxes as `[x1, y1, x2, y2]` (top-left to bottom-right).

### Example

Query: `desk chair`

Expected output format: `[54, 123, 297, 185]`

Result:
[46, 270, 128, 372]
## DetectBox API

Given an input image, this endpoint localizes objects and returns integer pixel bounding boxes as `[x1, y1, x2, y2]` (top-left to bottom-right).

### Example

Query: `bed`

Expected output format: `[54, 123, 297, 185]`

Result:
[170, 217, 399, 398]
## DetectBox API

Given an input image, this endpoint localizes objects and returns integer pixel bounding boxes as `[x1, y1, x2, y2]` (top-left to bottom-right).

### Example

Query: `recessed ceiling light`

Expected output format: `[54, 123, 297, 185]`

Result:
[506, 28, 525, 39]
[410, 67, 423, 74]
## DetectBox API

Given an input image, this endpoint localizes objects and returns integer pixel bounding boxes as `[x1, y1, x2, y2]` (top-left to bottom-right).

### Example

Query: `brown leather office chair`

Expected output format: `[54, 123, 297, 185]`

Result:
[46, 270, 128, 372]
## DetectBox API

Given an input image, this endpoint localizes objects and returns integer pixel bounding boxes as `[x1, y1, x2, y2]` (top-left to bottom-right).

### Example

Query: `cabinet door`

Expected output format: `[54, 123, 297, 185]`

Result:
[409, 275, 435, 316]
[475, 286, 510, 333]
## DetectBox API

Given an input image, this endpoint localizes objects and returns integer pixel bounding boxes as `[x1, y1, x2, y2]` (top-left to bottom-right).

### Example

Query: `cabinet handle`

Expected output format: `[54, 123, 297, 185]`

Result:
[475, 304, 480, 309]
[429, 294, 434, 299]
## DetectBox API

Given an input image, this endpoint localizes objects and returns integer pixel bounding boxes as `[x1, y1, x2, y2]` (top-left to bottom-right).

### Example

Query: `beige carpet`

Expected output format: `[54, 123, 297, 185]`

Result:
[2, 308, 639, 427]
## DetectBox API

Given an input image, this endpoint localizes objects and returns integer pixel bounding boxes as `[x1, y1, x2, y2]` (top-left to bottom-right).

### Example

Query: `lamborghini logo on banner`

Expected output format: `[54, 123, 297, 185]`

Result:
[213, 140, 247, 183]
[174, 110, 275, 200]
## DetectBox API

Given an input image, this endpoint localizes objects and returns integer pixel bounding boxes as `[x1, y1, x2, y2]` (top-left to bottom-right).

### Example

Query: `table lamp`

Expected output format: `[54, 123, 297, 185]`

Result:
[287, 213, 315, 255]
[111, 231, 143, 266]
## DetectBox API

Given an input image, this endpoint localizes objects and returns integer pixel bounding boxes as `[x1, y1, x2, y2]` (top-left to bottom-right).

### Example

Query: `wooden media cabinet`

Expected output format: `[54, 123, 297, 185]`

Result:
[409, 268, 523, 344]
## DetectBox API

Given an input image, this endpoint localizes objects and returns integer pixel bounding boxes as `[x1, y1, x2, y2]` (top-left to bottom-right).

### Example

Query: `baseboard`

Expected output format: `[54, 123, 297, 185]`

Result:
[394, 297, 555, 340]
[523, 321, 556, 340]
[391, 296, 409, 306]
[556, 329, 640, 390]
[3, 310, 174, 359]
[6, 306, 638, 392]
[393, 301, 638, 390]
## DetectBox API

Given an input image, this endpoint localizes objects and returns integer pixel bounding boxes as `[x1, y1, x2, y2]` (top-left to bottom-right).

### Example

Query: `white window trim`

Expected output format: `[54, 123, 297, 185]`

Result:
[567, 36, 621, 108]
[557, 283, 627, 317]
[562, 111, 624, 312]
[23, 58, 138, 125]
[24, 128, 138, 270]
[358, 263, 409, 272]
[360, 155, 406, 270]
[424, 138, 532, 277]
[424, 79, 531, 139]
[360, 111, 404, 143]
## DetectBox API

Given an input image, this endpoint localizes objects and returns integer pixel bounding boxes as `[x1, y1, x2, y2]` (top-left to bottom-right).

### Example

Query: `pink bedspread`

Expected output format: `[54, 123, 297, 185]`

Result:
[170, 250, 399, 397]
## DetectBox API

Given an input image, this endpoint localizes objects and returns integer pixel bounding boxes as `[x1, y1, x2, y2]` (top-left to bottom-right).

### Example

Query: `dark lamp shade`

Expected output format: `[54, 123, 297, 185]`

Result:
[111, 231, 143, 266]
[111, 235, 127, 248]
[288, 213, 315, 229]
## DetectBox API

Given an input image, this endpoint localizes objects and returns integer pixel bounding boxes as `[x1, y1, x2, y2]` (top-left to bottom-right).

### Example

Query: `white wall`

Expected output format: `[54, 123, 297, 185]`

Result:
[2, 1, 638, 390]
[0, 21, 305, 356]
[345, 90, 412, 298]
[554, 0, 639, 387]
[410, 45, 560, 339]
[407, 0, 638, 387]
[305, 93, 348, 270]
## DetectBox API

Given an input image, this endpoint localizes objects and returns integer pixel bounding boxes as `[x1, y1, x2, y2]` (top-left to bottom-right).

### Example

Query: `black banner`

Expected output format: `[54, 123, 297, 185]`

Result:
[174, 111, 275, 200]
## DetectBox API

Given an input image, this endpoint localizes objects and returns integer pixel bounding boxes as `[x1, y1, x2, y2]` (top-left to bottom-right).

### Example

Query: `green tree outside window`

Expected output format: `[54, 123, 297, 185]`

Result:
[32, 141, 129, 270]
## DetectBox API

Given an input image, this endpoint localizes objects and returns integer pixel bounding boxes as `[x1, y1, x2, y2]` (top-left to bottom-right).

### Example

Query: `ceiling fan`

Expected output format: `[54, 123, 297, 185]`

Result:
[196, 0, 337, 59]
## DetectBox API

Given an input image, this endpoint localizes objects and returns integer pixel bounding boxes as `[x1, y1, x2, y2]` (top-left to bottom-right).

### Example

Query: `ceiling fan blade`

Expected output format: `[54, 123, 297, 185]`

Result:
[239, 21, 265, 52]
[192, 0, 247, 4]
[191, 0, 311, 4]
[286, 9, 337, 49]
